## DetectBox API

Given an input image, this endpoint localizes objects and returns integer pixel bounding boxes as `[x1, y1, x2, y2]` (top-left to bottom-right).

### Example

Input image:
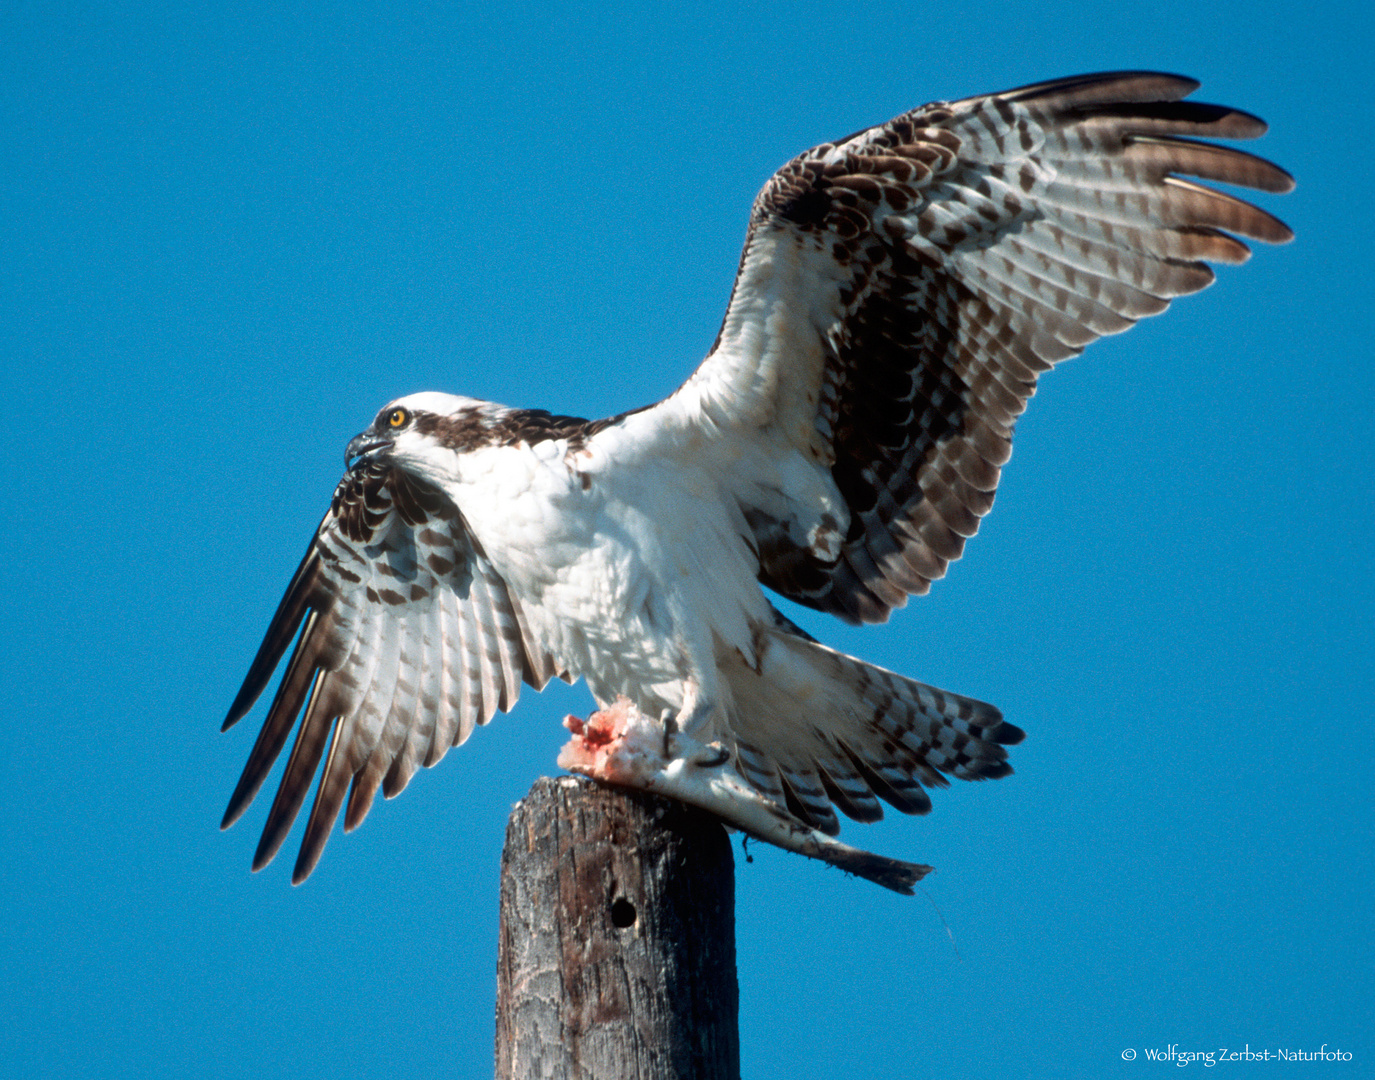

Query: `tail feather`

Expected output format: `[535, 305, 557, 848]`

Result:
[734, 739, 842, 835]
[836, 737, 934, 816]
[724, 619, 1021, 828]
[816, 757, 884, 823]
[780, 771, 840, 836]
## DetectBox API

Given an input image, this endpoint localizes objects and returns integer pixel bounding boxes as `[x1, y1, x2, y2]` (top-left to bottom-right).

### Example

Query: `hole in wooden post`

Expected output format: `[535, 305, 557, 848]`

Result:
[610, 897, 637, 929]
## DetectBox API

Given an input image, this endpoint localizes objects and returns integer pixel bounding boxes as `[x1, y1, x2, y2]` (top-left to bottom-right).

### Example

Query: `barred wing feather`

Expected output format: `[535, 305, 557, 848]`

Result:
[220, 464, 561, 883]
[669, 71, 1292, 624]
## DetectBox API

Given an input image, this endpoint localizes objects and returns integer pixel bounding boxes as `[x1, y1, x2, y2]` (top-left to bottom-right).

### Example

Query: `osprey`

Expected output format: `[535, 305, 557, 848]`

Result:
[221, 72, 1291, 892]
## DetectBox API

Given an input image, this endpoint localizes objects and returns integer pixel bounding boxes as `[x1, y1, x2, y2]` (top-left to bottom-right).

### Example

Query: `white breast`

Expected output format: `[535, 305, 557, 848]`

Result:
[439, 432, 769, 717]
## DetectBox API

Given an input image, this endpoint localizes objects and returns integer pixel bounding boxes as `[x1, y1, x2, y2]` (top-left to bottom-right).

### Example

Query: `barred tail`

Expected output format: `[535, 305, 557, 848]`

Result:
[723, 621, 1023, 835]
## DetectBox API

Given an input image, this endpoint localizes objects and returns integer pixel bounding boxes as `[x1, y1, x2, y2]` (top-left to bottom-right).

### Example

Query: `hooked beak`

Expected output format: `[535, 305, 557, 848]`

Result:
[345, 430, 393, 469]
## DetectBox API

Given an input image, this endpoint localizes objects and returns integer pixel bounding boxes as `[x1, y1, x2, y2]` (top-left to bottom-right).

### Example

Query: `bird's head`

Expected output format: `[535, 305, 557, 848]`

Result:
[345, 391, 496, 483]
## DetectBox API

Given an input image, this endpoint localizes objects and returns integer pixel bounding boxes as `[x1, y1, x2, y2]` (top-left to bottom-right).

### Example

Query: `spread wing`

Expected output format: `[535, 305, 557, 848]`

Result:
[662, 71, 1293, 623]
[220, 462, 563, 883]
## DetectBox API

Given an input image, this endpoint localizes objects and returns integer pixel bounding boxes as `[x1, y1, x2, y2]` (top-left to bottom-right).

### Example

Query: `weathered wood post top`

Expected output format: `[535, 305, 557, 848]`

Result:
[495, 776, 740, 1080]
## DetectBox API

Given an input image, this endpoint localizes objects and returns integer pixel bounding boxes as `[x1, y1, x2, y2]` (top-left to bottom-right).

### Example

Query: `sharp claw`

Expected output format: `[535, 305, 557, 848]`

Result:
[661, 710, 678, 758]
[693, 743, 731, 769]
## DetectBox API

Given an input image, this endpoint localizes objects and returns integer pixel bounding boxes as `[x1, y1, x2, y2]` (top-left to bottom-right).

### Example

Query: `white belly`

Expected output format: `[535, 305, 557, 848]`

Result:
[444, 434, 769, 717]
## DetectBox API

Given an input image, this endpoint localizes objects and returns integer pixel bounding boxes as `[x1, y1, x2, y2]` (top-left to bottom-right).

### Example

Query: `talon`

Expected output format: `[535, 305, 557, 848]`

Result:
[693, 742, 731, 769]
[661, 710, 678, 758]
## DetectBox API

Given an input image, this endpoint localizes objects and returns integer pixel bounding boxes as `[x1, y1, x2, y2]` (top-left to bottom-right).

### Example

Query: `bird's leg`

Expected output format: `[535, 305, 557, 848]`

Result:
[662, 681, 731, 768]
[559, 698, 929, 895]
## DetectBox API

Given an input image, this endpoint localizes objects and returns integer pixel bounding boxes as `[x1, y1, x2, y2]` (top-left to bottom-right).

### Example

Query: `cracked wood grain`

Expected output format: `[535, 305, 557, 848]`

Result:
[496, 776, 739, 1080]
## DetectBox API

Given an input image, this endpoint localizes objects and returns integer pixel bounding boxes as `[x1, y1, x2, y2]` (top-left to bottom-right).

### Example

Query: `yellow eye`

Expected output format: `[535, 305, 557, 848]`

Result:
[387, 407, 409, 429]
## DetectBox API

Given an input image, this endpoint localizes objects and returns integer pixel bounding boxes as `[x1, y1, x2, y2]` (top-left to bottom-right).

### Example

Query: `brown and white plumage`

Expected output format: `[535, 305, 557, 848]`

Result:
[678, 69, 1291, 623]
[221, 72, 1291, 889]
[221, 455, 565, 881]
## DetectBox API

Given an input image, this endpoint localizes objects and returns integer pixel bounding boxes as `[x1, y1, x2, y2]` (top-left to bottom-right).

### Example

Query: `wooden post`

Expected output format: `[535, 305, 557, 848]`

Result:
[495, 776, 740, 1080]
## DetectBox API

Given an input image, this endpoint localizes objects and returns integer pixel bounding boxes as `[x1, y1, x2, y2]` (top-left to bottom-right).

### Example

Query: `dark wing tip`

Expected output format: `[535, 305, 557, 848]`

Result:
[246, 672, 336, 873]
[290, 718, 353, 885]
[249, 834, 278, 873]
[1001, 70, 1200, 107]
[220, 609, 328, 833]
[1192, 104, 1268, 139]
[291, 847, 322, 886]
[221, 793, 251, 832]
[993, 720, 1027, 746]
[221, 538, 325, 732]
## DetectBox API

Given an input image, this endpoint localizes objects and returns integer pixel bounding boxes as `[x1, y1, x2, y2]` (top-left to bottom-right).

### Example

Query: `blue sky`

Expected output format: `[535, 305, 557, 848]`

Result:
[3, 1, 1371, 1077]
